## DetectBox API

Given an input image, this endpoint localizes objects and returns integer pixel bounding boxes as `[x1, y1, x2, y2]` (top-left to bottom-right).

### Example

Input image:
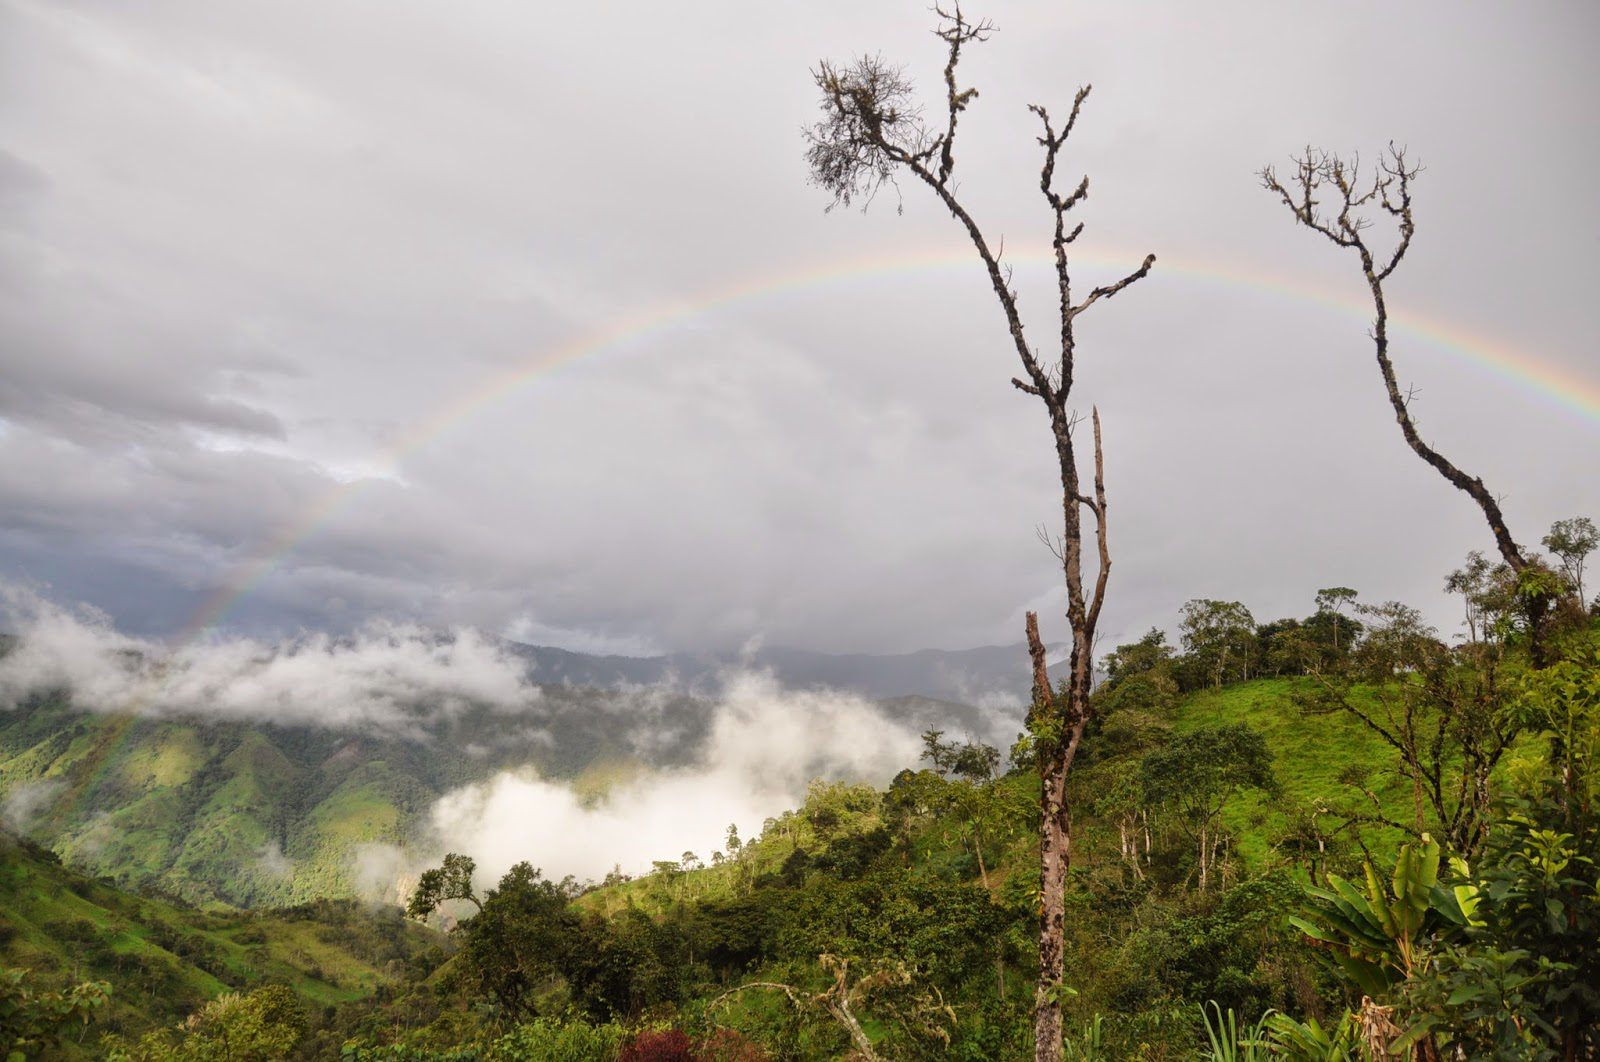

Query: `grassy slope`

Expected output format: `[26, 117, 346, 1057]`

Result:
[1172, 677, 1412, 863]
[0, 831, 444, 1049]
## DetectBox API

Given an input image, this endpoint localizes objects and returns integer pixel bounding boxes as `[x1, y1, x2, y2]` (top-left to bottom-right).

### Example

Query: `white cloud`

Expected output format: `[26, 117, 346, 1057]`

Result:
[1, 777, 63, 831]
[257, 838, 295, 882]
[425, 668, 924, 886]
[0, 584, 539, 730]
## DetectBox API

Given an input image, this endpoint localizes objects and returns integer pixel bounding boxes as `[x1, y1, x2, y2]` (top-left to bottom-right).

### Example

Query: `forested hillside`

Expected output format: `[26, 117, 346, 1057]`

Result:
[10, 575, 1590, 1059]
[350, 597, 1600, 1061]
[0, 832, 443, 1058]
[0, 681, 989, 908]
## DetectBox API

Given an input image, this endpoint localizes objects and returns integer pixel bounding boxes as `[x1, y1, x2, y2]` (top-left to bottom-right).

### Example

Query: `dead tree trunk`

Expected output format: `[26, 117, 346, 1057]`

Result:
[1260, 147, 1553, 658]
[806, 11, 1154, 1057]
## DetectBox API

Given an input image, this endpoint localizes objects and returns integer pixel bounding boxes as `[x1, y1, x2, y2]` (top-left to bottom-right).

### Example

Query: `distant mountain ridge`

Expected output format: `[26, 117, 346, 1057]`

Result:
[0, 694, 1005, 908]
[0, 632, 1026, 907]
[505, 640, 1034, 704]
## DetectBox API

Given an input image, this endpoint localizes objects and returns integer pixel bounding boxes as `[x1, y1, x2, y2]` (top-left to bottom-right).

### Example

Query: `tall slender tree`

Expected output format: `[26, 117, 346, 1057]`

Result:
[804, 9, 1155, 1057]
[1259, 147, 1557, 657]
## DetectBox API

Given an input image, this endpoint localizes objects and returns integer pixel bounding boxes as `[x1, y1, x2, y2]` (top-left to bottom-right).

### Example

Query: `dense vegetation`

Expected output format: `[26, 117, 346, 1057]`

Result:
[8, 545, 1592, 1058]
[0, 831, 443, 1058]
[354, 565, 1600, 1060]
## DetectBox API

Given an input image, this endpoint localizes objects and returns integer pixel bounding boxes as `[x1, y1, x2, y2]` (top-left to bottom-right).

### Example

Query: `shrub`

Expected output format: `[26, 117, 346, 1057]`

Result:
[618, 1027, 694, 1062]
[485, 1017, 624, 1062]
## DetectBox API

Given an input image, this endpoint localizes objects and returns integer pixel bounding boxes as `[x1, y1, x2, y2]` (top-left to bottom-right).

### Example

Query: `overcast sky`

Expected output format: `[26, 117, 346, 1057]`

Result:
[1, 0, 1596, 657]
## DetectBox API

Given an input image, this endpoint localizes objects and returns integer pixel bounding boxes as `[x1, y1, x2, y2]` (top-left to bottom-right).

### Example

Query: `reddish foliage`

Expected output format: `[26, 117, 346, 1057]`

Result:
[694, 1028, 771, 1062]
[619, 1028, 695, 1062]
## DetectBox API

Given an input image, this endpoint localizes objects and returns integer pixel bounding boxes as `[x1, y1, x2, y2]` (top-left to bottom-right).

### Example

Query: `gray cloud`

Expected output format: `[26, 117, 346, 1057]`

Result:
[0, 1, 1594, 657]
[0, 585, 540, 731]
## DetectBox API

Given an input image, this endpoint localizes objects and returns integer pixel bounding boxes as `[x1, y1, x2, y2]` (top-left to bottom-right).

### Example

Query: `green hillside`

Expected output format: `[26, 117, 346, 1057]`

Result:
[358, 627, 1598, 1060]
[346, 673, 1440, 1059]
[0, 687, 705, 908]
[0, 683, 996, 909]
[0, 830, 445, 1054]
[7, 641, 1594, 1058]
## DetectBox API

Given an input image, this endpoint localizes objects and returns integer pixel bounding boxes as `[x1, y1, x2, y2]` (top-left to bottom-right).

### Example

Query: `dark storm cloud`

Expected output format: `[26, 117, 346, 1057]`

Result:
[0, 0, 1595, 655]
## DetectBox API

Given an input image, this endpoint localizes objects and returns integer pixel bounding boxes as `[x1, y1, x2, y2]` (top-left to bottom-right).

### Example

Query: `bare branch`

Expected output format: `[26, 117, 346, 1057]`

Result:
[1375, 142, 1418, 280]
[1035, 523, 1066, 562]
[1071, 254, 1157, 318]
[931, 2, 994, 186]
[1025, 611, 1055, 725]
[1083, 408, 1111, 632]
[1259, 142, 1529, 582]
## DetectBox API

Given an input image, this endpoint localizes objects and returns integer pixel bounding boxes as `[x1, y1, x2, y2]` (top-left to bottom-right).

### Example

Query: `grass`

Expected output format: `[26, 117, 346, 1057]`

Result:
[1173, 676, 1412, 864]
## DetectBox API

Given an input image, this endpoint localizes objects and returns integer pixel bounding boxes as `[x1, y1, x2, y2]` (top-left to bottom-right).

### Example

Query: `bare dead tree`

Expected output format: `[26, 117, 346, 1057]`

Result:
[710, 954, 955, 1060]
[805, 8, 1155, 1058]
[1259, 146, 1557, 657]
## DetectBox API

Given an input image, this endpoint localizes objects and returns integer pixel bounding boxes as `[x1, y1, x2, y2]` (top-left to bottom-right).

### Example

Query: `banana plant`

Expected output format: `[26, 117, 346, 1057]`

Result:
[1288, 834, 1480, 999]
[1263, 1010, 1361, 1061]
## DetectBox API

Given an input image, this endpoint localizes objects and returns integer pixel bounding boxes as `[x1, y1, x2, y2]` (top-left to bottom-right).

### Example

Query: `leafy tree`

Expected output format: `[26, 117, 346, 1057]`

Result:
[712, 953, 955, 1062]
[917, 732, 1011, 885]
[407, 852, 481, 918]
[1087, 761, 1151, 881]
[576, 907, 691, 1020]
[803, 7, 1157, 1055]
[0, 967, 109, 1060]
[1321, 598, 1521, 855]
[1254, 617, 1326, 679]
[1445, 550, 1523, 647]
[107, 984, 307, 1061]
[1103, 628, 1175, 687]
[1179, 600, 1258, 689]
[1140, 725, 1276, 892]
[409, 859, 586, 1024]
[1543, 516, 1597, 606]
[1286, 689, 1600, 1062]
[1099, 629, 1180, 713]
[1314, 587, 1360, 652]
[1430, 655, 1600, 1059]
[921, 729, 1000, 783]
[484, 1017, 625, 1062]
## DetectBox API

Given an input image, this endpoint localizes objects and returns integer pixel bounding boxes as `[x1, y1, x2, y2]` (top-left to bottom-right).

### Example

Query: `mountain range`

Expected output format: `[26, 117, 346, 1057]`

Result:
[0, 637, 1029, 909]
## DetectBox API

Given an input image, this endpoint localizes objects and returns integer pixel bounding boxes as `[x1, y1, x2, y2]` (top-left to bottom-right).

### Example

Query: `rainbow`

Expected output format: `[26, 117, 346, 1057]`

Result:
[177, 242, 1600, 645]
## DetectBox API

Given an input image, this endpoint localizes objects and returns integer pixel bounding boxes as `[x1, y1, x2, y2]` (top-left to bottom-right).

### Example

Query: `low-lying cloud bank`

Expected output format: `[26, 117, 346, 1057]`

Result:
[0, 585, 982, 895]
[422, 668, 925, 885]
[0, 585, 539, 730]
